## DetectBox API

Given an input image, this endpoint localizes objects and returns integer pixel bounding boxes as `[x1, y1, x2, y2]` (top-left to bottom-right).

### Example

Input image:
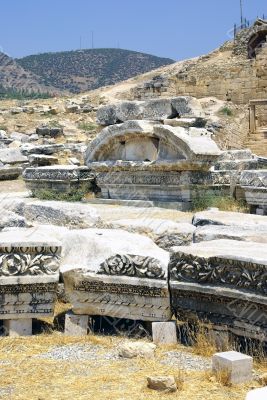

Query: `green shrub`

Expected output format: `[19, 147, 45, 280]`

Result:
[191, 193, 248, 212]
[33, 188, 87, 202]
[78, 122, 97, 131]
[219, 106, 233, 117]
[0, 86, 53, 100]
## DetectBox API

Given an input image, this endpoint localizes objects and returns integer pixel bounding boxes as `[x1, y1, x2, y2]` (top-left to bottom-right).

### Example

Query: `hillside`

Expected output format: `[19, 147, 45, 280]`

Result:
[17, 48, 175, 93]
[0, 52, 58, 97]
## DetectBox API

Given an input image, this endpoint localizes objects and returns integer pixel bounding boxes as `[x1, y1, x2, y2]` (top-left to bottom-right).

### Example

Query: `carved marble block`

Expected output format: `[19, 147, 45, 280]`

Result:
[23, 165, 94, 194]
[240, 169, 267, 215]
[0, 231, 61, 320]
[169, 239, 267, 340]
[62, 229, 171, 322]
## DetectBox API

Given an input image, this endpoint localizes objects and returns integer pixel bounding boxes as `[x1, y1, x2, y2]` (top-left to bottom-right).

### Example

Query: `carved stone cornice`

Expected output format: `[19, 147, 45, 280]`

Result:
[97, 254, 166, 280]
[170, 255, 267, 295]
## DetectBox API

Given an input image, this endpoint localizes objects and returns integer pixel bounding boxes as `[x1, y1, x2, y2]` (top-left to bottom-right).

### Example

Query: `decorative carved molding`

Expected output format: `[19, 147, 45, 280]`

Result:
[240, 171, 267, 188]
[74, 281, 167, 297]
[0, 246, 60, 255]
[170, 255, 267, 295]
[96, 171, 231, 186]
[0, 282, 58, 294]
[23, 168, 93, 182]
[0, 253, 60, 276]
[171, 288, 267, 332]
[97, 254, 166, 280]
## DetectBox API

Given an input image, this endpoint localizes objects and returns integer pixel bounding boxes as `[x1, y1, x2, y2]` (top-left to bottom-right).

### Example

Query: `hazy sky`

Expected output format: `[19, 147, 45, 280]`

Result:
[0, 0, 266, 60]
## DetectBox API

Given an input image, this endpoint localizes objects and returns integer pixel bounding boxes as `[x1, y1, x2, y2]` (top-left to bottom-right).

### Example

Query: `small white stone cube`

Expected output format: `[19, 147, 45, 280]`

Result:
[3, 319, 32, 337]
[65, 312, 90, 336]
[212, 351, 253, 384]
[246, 387, 267, 399]
[152, 321, 177, 345]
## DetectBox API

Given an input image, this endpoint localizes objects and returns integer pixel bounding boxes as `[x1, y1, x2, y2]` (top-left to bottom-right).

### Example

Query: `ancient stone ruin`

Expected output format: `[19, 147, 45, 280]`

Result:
[85, 119, 221, 206]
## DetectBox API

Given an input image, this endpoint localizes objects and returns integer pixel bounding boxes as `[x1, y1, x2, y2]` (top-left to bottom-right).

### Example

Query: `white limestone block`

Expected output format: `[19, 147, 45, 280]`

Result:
[246, 387, 267, 399]
[212, 351, 253, 384]
[65, 311, 89, 336]
[152, 321, 177, 345]
[3, 319, 32, 337]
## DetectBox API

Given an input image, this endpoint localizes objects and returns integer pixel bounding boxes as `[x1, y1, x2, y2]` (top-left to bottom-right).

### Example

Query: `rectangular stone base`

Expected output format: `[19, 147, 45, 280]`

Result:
[152, 321, 177, 345]
[3, 318, 32, 336]
[212, 351, 253, 384]
[65, 311, 90, 336]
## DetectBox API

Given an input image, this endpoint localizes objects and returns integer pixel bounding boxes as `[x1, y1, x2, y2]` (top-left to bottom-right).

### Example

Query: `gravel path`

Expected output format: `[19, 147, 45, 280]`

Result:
[37, 344, 119, 362]
[37, 343, 210, 371]
[161, 350, 210, 371]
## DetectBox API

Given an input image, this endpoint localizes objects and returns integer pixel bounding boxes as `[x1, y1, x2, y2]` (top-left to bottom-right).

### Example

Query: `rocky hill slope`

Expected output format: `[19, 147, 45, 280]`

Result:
[0, 52, 58, 96]
[17, 48, 174, 93]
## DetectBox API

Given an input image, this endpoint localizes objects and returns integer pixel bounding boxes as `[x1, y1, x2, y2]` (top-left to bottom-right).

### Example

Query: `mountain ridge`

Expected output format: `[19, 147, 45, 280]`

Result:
[17, 48, 175, 93]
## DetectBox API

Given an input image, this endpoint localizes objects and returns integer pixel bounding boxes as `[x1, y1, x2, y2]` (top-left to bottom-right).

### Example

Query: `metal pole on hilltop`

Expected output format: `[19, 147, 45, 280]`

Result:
[91, 31, 94, 49]
[240, 0, 244, 28]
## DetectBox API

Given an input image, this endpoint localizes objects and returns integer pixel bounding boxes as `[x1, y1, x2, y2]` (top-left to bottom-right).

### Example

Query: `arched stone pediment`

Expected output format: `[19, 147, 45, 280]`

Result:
[85, 120, 221, 203]
[85, 120, 221, 165]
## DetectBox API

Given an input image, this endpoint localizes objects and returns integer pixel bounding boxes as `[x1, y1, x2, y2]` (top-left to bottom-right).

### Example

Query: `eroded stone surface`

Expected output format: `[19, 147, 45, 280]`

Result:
[22, 200, 101, 228]
[110, 219, 195, 251]
[192, 210, 267, 228]
[194, 224, 267, 243]
[0, 210, 28, 231]
[96, 97, 203, 125]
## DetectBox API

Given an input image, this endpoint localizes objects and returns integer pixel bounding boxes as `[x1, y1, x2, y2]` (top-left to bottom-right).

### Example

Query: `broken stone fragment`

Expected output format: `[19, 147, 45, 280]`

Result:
[118, 342, 156, 359]
[147, 376, 177, 392]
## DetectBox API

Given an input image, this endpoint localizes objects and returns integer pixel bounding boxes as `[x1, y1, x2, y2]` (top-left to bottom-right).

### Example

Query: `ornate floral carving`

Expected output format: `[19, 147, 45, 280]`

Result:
[170, 256, 267, 295]
[0, 253, 60, 276]
[98, 254, 166, 280]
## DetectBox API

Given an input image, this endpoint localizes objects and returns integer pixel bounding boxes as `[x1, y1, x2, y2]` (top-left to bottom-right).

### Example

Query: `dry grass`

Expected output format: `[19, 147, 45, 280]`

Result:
[213, 369, 232, 387]
[0, 331, 264, 400]
[191, 326, 218, 357]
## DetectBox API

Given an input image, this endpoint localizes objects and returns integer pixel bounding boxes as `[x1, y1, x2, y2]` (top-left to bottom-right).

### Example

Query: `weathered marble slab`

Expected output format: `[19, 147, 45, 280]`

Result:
[169, 239, 267, 340]
[109, 219, 195, 250]
[194, 225, 267, 244]
[214, 150, 258, 171]
[23, 165, 94, 194]
[0, 231, 61, 319]
[192, 210, 267, 228]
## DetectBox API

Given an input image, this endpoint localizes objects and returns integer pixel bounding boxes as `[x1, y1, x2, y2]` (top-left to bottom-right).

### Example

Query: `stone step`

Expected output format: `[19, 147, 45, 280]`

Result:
[84, 198, 191, 211]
